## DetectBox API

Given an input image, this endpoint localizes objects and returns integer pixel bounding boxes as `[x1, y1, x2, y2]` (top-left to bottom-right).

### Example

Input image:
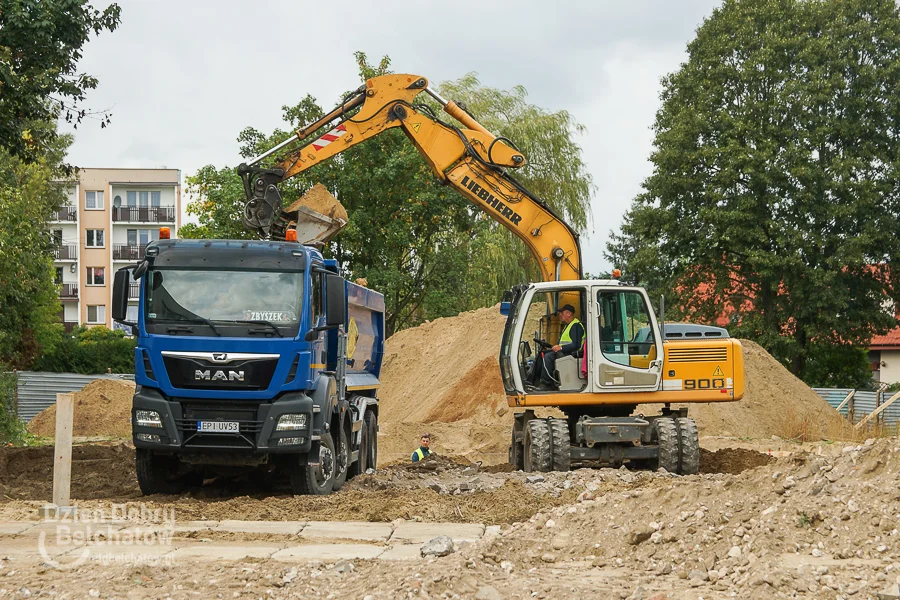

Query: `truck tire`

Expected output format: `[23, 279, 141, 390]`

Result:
[135, 449, 185, 495]
[347, 417, 368, 479]
[675, 417, 700, 475]
[547, 418, 571, 472]
[509, 427, 524, 471]
[332, 423, 350, 491]
[654, 418, 679, 474]
[289, 432, 336, 495]
[365, 411, 377, 470]
[523, 419, 551, 473]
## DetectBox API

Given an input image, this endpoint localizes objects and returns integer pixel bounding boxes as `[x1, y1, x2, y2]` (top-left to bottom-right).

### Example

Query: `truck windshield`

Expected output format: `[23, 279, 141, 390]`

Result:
[145, 269, 303, 327]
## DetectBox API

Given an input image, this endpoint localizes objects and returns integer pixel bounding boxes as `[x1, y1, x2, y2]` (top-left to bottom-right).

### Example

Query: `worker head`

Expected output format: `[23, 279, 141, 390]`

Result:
[420, 433, 431, 449]
[559, 304, 576, 325]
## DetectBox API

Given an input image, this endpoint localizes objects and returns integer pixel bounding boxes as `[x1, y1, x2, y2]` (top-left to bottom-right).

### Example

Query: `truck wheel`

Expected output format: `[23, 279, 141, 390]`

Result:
[290, 432, 336, 495]
[547, 418, 571, 472]
[654, 418, 679, 474]
[135, 449, 185, 495]
[347, 418, 368, 479]
[523, 419, 551, 473]
[675, 417, 700, 475]
[365, 412, 377, 470]
[332, 424, 350, 491]
[509, 427, 524, 471]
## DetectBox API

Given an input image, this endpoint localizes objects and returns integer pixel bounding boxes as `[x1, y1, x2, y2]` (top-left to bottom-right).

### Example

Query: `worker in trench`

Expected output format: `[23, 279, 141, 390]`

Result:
[539, 304, 585, 389]
[411, 433, 433, 462]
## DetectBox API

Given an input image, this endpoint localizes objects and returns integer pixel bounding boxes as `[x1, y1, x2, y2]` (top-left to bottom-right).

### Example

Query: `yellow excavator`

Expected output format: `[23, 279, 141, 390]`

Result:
[237, 73, 745, 474]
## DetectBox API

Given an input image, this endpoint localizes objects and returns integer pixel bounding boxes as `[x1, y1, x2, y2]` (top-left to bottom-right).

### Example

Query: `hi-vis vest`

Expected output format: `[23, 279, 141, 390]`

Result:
[560, 318, 583, 345]
[412, 447, 430, 462]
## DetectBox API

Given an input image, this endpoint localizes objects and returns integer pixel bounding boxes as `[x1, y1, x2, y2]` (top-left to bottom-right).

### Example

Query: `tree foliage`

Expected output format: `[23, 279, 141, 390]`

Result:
[183, 52, 593, 335]
[34, 325, 135, 374]
[0, 0, 121, 164]
[609, 0, 900, 386]
[0, 122, 70, 368]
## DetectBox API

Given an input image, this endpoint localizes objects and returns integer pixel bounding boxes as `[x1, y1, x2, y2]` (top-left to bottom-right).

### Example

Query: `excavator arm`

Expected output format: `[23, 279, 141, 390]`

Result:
[237, 74, 582, 282]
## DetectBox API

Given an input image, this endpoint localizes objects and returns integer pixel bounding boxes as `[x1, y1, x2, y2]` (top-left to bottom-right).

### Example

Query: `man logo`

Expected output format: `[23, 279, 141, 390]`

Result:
[195, 370, 244, 381]
[212, 353, 228, 362]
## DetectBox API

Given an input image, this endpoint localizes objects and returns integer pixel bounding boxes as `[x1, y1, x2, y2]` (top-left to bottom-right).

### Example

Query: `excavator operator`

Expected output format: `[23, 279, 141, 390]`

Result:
[539, 304, 584, 390]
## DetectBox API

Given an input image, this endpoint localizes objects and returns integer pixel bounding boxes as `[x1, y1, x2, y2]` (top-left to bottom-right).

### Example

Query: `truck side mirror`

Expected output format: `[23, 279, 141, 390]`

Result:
[112, 267, 134, 324]
[325, 273, 346, 328]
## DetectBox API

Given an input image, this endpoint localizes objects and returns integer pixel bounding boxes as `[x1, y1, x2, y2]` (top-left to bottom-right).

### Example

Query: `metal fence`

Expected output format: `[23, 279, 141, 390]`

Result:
[813, 387, 900, 426]
[12, 371, 135, 422]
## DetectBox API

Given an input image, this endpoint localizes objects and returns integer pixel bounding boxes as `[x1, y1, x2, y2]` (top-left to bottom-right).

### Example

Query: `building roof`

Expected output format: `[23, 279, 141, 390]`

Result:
[871, 326, 900, 350]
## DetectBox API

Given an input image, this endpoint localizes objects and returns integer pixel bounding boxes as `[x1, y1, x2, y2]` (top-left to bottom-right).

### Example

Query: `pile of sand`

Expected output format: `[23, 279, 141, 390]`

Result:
[377, 307, 844, 463]
[27, 379, 135, 438]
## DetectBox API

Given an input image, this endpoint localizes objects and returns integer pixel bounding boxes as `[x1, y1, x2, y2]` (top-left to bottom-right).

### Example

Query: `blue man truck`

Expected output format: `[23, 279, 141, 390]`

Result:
[111, 232, 384, 495]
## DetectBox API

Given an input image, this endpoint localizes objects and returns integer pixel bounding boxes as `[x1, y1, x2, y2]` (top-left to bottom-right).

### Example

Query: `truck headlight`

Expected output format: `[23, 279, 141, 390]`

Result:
[136, 433, 162, 443]
[276, 414, 308, 431]
[135, 410, 163, 428]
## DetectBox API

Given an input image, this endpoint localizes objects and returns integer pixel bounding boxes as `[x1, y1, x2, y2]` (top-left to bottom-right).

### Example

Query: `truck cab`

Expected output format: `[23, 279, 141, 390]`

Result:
[113, 237, 384, 495]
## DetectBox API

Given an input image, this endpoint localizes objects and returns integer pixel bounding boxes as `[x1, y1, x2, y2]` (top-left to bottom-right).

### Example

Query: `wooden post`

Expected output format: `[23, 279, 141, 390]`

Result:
[835, 390, 856, 414]
[40, 393, 75, 518]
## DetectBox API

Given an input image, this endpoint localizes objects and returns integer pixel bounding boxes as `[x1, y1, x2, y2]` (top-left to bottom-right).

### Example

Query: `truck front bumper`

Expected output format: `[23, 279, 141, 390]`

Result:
[132, 387, 314, 454]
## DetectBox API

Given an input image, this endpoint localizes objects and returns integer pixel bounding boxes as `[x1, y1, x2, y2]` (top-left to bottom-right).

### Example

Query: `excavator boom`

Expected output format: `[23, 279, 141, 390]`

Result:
[237, 74, 582, 282]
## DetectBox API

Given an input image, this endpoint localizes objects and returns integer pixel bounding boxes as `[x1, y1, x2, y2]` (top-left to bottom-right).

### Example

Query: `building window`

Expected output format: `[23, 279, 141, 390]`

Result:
[87, 305, 106, 324]
[85, 229, 105, 248]
[127, 228, 159, 246]
[85, 190, 104, 210]
[86, 267, 105, 286]
[55, 267, 63, 285]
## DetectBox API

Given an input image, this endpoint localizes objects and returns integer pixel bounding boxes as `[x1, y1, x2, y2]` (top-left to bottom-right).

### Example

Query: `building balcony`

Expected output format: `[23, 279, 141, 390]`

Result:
[63, 321, 78, 334]
[112, 206, 175, 223]
[129, 283, 140, 300]
[59, 283, 78, 300]
[113, 244, 147, 261]
[51, 244, 77, 260]
[51, 206, 77, 222]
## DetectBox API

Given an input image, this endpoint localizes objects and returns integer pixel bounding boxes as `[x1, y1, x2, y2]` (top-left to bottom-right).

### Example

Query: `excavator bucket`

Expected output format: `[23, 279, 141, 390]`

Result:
[280, 183, 348, 245]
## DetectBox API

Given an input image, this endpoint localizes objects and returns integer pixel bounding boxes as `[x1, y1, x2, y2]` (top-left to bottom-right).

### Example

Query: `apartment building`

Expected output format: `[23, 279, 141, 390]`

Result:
[51, 168, 181, 332]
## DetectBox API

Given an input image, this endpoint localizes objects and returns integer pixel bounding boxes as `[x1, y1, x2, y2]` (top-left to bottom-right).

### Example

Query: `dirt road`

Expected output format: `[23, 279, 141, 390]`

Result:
[4, 437, 898, 598]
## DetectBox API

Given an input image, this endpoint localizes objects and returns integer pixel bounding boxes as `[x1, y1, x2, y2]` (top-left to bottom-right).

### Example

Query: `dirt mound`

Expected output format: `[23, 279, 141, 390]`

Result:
[27, 379, 135, 438]
[700, 447, 774, 474]
[380, 307, 844, 455]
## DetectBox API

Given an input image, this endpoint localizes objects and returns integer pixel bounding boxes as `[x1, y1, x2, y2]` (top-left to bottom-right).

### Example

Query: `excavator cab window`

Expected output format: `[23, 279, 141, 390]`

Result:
[597, 290, 656, 369]
[518, 289, 587, 392]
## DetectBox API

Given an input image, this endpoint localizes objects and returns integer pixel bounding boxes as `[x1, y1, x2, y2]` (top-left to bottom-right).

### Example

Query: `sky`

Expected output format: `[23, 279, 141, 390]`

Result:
[61, 0, 722, 273]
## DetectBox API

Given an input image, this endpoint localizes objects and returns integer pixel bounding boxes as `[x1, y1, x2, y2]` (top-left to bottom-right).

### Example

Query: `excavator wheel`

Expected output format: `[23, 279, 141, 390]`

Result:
[523, 419, 552, 473]
[547, 418, 571, 472]
[675, 417, 700, 475]
[653, 418, 680, 474]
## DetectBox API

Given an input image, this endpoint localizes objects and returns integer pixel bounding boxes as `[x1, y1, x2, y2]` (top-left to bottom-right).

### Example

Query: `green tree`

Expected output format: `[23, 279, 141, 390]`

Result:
[0, 0, 121, 163]
[34, 325, 135, 374]
[615, 0, 900, 385]
[183, 53, 594, 335]
[0, 122, 70, 368]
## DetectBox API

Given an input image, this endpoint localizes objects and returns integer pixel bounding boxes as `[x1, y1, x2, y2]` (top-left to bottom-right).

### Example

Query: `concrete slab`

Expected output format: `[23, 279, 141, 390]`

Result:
[172, 544, 281, 561]
[79, 544, 177, 566]
[379, 544, 425, 560]
[272, 544, 386, 561]
[215, 520, 305, 535]
[390, 522, 485, 544]
[173, 520, 219, 532]
[0, 522, 37, 535]
[300, 521, 393, 542]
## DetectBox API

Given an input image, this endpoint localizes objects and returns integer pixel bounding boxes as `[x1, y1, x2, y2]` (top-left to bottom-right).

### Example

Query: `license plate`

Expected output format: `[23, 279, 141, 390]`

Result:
[198, 421, 239, 433]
